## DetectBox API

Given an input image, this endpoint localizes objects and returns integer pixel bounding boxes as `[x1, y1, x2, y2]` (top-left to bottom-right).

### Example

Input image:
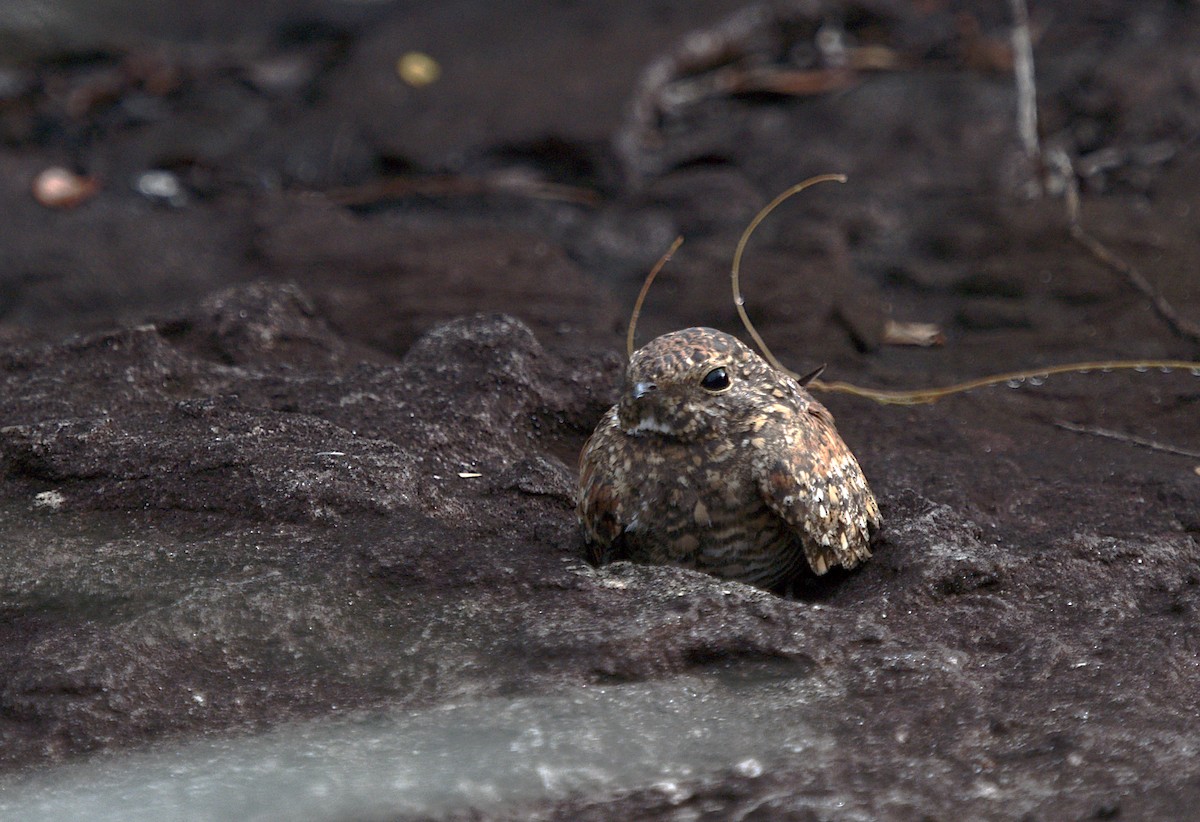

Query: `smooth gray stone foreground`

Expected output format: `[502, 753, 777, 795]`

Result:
[0, 668, 831, 822]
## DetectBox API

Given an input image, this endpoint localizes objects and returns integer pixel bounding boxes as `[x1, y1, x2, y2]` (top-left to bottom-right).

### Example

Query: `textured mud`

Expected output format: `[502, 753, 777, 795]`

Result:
[0, 1, 1198, 820]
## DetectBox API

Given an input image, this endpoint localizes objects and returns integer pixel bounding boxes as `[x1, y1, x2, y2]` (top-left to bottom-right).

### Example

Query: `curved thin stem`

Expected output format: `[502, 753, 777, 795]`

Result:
[627, 236, 684, 359]
[732, 173, 847, 375]
[810, 360, 1200, 405]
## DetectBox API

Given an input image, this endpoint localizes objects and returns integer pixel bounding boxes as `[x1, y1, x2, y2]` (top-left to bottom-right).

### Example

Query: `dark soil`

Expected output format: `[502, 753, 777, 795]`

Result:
[1, 1, 1198, 819]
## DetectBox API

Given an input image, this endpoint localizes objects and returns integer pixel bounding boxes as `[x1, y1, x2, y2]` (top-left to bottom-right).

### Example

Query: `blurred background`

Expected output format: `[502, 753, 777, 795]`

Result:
[2, 0, 1196, 377]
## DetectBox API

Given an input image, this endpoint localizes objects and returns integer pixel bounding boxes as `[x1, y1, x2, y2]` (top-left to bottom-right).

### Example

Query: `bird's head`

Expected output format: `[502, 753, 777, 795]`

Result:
[617, 327, 791, 441]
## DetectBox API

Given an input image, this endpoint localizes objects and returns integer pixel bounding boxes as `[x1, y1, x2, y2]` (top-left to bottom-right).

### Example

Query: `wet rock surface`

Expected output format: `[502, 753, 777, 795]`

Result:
[0, 1, 1198, 820]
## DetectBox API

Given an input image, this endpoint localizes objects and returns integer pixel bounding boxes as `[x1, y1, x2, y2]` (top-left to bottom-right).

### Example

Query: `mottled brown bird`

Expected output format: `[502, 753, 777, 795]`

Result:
[578, 326, 880, 591]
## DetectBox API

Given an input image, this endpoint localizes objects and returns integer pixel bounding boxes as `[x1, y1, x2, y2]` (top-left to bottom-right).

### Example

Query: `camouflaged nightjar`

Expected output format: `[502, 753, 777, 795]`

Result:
[577, 327, 880, 591]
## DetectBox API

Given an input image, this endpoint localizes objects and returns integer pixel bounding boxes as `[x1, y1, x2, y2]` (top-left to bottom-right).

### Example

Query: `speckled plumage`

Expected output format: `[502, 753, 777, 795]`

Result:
[577, 327, 880, 591]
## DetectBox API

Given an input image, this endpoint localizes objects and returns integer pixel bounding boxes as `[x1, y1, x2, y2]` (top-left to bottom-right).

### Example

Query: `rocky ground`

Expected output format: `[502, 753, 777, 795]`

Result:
[0, 1, 1198, 819]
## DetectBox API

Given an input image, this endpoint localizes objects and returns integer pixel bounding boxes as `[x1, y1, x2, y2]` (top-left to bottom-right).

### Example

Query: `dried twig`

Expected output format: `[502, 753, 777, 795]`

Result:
[1010, 7, 1200, 346]
[725, 66, 859, 96]
[1054, 420, 1200, 460]
[1048, 149, 1200, 345]
[730, 174, 848, 377]
[616, 3, 906, 183]
[723, 176, 1200, 406]
[627, 236, 684, 359]
[1069, 225, 1200, 344]
[814, 359, 1200, 405]
[623, 177, 1200, 407]
[618, 3, 775, 179]
[1008, 0, 1042, 191]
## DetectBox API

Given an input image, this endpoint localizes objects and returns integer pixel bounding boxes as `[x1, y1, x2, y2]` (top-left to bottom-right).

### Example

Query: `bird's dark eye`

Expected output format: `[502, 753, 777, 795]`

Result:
[700, 367, 731, 392]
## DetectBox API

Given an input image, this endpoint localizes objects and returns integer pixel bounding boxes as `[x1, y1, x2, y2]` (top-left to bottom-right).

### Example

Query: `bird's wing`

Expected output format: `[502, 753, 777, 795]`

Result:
[755, 400, 880, 575]
[577, 407, 633, 563]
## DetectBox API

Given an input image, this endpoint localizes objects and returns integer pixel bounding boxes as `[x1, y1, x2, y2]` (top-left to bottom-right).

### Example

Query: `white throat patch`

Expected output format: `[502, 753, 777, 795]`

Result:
[623, 414, 674, 436]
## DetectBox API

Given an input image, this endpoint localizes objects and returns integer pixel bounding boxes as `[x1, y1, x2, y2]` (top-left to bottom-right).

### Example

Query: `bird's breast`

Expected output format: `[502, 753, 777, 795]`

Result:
[617, 438, 798, 583]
